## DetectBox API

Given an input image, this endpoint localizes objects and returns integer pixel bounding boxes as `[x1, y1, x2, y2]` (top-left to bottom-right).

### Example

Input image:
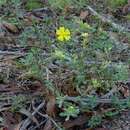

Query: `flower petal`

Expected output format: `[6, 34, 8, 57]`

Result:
[57, 35, 64, 41]
[59, 27, 65, 32]
[56, 29, 61, 35]
[65, 29, 70, 35]
[65, 35, 70, 41]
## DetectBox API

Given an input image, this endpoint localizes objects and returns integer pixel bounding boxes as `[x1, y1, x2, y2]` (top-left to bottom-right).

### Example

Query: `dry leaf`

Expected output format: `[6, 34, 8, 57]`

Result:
[31, 80, 43, 91]
[2, 22, 19, 33]
[0, 23, 5, 36]
[2, 112, 19, 130]
[80, 10, 89, 20]
[13, 123, 21, 130]
[63, 115, 88, 129]
[94, 128, 109, 130]
[122, 3, 130, 15]
[24, 13, 41, 25]
[46, 95, 56, 117]
[43, 120, 52, 130]
[122, 37, 129, 43]
[2, 128, 8, 130]
[3, 112, 17, 127]
[120, 85, 130, 97]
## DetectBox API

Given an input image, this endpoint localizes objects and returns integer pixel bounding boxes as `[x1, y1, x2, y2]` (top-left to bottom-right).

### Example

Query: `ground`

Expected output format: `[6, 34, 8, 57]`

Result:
[0, 0, 130, 130]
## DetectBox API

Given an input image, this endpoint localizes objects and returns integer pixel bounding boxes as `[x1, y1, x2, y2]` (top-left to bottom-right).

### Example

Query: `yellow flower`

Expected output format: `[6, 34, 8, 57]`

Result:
[56, 27, 71, 41]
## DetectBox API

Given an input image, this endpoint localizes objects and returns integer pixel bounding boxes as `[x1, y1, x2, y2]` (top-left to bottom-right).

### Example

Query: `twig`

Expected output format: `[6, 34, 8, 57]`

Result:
[32, 105, 62, 130]
[32, 120, 47, 130]
[65, 96, 129, 104]
[0, 55, 25, 62]
[20, 102, 45, 130]
[19, 108, 39, 126]
[101, 86, 118, 99]
[87, 5, 130, 33]
[36, 112, 62, 130]
[0, 51, 24, 55]
[84, 60, 130, 66]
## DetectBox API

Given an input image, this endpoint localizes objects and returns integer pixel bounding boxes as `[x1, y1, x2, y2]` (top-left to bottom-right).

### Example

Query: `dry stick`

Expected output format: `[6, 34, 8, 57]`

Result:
[32, 120, 47, 130]
[65, 96, 129, 104]
[101, 86, 118, 99]
[34, 111, 62, 130]
[0, 51, 24, 55]
[31, 101, 62, 130]
[0, 50, 26, 62]
[109, 31, 121, 45]
[84, 61, 130, 67]
[19, 108, 40, 126]
[0, 107, 11, 112]
[20, 102, 45, 130]
[87, 6, 130, 33]
[0, 55, 25, 62]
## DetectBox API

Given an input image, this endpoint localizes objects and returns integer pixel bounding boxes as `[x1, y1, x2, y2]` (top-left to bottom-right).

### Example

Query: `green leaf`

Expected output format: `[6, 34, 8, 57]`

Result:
[0, 0, 6, 6]
[88, 115, 102, 128]
[108, 0, 127, 8]
[25, 0, 43, 10]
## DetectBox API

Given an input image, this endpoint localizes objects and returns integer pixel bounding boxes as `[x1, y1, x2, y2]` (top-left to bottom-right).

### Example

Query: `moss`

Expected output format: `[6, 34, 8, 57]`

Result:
[25, 0, 43, 11]
[0, 0, 7, 6]
[108, 0, 127, 8]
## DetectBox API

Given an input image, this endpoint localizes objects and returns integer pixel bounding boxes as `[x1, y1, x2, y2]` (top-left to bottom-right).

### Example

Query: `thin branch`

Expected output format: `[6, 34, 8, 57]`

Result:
[87, 5, 130, 33]
[20, 102, 45, 130]
[65, 96, 129, 104]
[0, 51, 24, 55]
[32, 102, 62, 130]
